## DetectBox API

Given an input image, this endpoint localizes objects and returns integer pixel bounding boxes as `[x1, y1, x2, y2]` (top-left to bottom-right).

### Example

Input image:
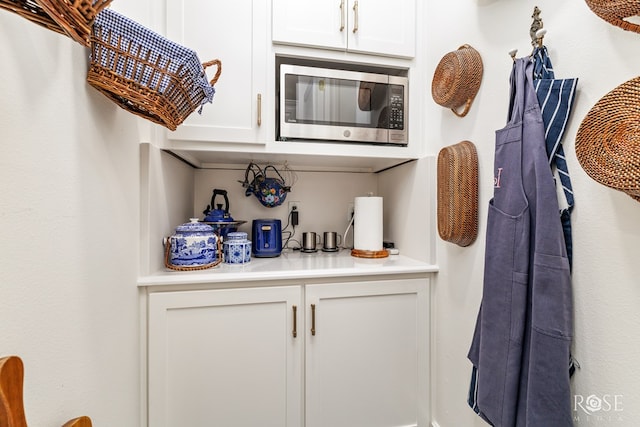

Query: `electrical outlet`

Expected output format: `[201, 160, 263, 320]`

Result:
[288, 201, 301, 213]
[347, 202, 355, 222]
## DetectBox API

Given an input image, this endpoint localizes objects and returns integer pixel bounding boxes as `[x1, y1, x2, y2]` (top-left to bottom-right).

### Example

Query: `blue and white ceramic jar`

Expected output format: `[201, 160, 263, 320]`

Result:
[165, 218, 218, 268]
[223, 232, 251, 264]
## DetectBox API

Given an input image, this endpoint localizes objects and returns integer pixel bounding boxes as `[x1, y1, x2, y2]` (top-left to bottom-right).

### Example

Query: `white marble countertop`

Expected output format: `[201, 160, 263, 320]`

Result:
[138, 249, 438, 287]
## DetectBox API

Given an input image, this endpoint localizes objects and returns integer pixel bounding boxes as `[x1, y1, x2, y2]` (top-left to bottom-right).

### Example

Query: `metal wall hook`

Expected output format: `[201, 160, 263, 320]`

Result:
[508, 6, 547, 61]
[530, 6, 544, 47]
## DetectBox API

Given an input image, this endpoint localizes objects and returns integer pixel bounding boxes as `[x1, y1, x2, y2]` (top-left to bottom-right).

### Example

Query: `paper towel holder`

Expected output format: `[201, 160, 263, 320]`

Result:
[350, 195, 389, 259]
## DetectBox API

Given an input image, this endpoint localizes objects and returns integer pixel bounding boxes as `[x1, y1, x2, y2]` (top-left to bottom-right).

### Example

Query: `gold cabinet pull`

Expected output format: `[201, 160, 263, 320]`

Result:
[339, 0, 345, 31]
[352, 0, 359, 33]
[292, 305, 298, 338]
[311, 304, 316, 336]
[257, 93, 262, 126]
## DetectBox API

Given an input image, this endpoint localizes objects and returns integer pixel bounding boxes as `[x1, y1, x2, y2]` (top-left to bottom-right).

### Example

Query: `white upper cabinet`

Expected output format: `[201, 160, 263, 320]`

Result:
[272, 0, 416, 58]
[158, 0, 422, 170]
[166, 0, 269, 143]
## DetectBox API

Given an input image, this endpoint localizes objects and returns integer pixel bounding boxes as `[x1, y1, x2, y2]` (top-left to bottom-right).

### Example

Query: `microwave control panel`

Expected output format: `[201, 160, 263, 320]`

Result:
[389, 85, 405, 130]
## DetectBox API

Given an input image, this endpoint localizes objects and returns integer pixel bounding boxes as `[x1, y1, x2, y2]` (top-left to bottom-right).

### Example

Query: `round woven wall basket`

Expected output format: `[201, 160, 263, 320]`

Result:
[575, 76, 640, 202]
[437, 140, 479, 246]
[431, 44, 483, 118]
[585, 0, 640, 33]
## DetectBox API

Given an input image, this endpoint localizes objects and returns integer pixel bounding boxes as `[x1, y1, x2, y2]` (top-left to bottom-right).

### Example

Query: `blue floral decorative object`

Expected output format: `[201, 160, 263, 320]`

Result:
[223, 232, 252, 264]
[255, 178, 288, 208]
[166, 218, 218, 268]
[239, 163, 291, 208]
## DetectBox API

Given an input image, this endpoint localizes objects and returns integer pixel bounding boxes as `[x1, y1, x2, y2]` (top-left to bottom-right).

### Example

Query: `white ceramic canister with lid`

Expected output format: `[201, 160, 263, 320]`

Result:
[223, 232, 252, 264]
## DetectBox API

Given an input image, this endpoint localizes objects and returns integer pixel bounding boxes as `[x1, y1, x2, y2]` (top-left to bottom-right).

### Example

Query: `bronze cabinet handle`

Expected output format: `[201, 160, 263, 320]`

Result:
[339, 0, 345, 31]
[352, 0, 359, 33]
[311, 304, 316, 336]
[292, 305, 297, 338]
[257, 93, 262, 126]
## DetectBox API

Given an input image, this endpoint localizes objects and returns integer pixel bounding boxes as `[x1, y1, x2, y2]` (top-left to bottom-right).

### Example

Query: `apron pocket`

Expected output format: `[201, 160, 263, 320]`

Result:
[483, 202, 529, 344]
[532, 252, 573, 339]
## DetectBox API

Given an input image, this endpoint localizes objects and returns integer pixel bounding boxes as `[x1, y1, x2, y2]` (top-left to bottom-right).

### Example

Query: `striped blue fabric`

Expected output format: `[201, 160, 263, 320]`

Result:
[532, 46, 578, 269]
[468, 366, 480, 416]
[533, 47, 579, 380]
[92, 8, 215, 107]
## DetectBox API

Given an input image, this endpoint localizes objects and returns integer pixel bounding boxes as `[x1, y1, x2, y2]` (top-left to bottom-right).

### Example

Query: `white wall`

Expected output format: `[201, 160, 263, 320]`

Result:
[193, 168, 378, 251]
[140, 145, 196, 275]
[192, 161, 434, 262]
[378, 158, 435, 264]
[427, 1, 640, 426]
[0, 12, 140, 427]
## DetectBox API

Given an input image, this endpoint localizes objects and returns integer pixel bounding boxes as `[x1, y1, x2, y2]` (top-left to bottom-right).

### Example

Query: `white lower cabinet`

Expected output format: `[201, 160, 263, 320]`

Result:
[305, 279, 429, 427]
[148, 286, 303, 427]
[147, 277, 429, 427]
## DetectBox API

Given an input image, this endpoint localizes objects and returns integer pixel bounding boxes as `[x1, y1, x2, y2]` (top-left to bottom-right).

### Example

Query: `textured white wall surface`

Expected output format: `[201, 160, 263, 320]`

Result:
[0, 11, 140, 427]
[427, 1, 640, 426]
[194, 168, 378, 249]
[192, 160, 431, 263]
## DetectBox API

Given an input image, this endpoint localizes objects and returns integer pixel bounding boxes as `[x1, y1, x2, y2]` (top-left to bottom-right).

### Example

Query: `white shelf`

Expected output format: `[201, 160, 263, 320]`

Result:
[138, 250, 438, 287]
[163, 138, 419, 172]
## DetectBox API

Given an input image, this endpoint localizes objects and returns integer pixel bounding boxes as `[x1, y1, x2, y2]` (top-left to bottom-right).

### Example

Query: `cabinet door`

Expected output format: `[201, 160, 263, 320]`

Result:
[305, 278, 429, 427]
[272, 0, 415, 58]
[347, 0, 416, 58]
[148, 286, 302, 427]
[272, 0, 346, 51]
[166, 0, 268, 143]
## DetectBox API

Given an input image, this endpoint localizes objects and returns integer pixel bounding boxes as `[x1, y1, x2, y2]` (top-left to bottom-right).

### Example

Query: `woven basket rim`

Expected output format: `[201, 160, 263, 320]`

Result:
[584, 0, 640, 14]
[36, 0, 112, 46]
[431, 44, 484, 117]
[0, 0, 66, 35]
[437, 140, 479, 246]
[576, 75, 640, 200]
[584, 0, 640, 33]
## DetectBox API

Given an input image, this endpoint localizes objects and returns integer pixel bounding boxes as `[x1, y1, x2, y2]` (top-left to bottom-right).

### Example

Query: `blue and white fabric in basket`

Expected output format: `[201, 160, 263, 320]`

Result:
[92, 8, 215, 110]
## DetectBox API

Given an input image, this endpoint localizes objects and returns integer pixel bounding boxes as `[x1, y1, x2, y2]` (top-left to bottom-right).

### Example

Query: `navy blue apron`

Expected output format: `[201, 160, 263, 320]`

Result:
[468, 58, 573, 427]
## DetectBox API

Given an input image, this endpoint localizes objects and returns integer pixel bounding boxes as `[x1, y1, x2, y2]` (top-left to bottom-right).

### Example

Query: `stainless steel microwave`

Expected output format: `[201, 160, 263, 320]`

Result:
[278, 64, 408, 145]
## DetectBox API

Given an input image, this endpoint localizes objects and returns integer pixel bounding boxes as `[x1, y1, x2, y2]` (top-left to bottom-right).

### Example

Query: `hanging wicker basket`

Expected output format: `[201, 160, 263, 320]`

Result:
[575, 76, 640, 202]
[86, 9, 221, 131]
[584, 0, 640, 33]
[432, 44, 484, 118]
[36, 0, 111, 45]
[0, 0, 111, 45]
[437, 140, 479, 246]
[0, 0, 66, 35]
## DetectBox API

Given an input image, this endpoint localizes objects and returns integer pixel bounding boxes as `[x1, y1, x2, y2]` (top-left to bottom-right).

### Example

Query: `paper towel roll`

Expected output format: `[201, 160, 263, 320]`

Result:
[354, 196, 383, 251]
